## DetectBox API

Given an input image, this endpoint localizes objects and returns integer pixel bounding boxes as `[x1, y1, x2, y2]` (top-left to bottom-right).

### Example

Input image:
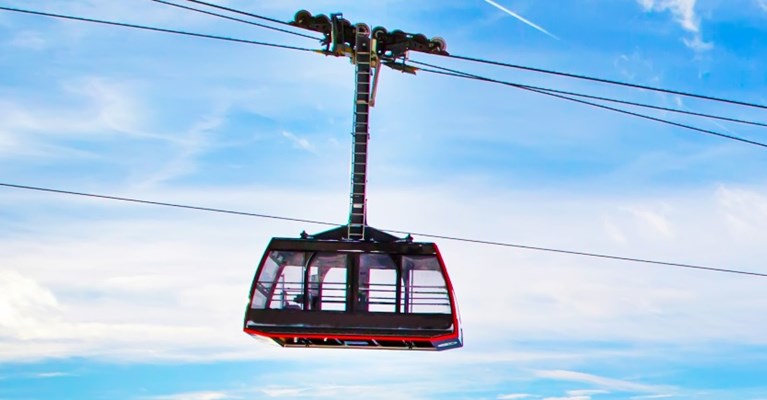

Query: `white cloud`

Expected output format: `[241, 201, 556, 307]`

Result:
[758, 0, 767, 12]
[0, 270, 60, 340]
[602, 218, 628, 244]
[567, 390, 609, 396]
[637, 0, 712, 52]
[260, 387, 308, 397]
[0, 76, 182, 161]
[639, 0, 699, 32]
[624, 205, 675, 239]
[543, 396, 590, 400]
[33, 372, 73, 378]
[8, 31, 46, 50]
[715, 185, 767, 238]
[535, 370, 667, 393]
[613, 50, 662, 85]
[281, 130, 316, 153]
[144, 391, 234, 400]
[66, 78, 144, 135]
[0, 75, 233, 185]
[2, 181, 767, 365]
[26, 0, 230, 30]
[498, 394, 535, 400]
[135, 114, 223, 187]
[682, 34, 714, 52]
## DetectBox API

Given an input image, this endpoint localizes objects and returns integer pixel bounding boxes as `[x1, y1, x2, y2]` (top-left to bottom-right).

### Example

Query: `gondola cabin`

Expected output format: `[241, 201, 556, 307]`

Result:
[244, 227, 463, 351]
[244, 13, 462, 351]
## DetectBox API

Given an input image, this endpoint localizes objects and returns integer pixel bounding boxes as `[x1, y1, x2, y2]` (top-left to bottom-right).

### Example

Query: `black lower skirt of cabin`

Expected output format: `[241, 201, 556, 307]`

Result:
[250, 334, 462, 351]
[277, 337, 442, 350]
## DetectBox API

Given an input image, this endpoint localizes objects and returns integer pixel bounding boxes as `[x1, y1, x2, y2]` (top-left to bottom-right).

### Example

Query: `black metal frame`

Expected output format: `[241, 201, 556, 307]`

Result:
[244, 226, 461, 345]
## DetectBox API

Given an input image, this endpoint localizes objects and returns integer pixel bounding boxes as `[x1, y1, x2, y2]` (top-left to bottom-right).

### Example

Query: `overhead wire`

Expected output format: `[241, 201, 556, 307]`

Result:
[147, 0, 322, 41]
[442, 53, 767, 111]
[3, 5, 767, 278]
[1, 182, 766, 279]
[141, 2, 767, 129]
[0, 6, 319, 54]
[180, 0, 296, 28]
[410, 60, 767, 150]
[409, 61, 767, 128]
[156, 1, 767, 111]
[0, 183, 336, 227]
[5, 3, 765, 130]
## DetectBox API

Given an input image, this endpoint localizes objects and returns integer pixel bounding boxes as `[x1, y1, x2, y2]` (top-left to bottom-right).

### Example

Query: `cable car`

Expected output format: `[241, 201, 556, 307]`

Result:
[244, 226, 463, 351]
[243, 13, 462, 351]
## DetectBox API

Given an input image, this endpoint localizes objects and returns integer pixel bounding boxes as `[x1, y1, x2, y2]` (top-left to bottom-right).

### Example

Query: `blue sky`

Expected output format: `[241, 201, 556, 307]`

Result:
[2, 0, 767, 399]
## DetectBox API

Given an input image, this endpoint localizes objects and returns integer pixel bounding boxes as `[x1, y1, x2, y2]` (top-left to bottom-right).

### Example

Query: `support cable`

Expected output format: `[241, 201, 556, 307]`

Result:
[144, 0, 767, 113]
[0, 6, 318, 54]
[443, 53, 767, 110]
[160, 1, 767, 111]
[411, 61, 767, 150]
[148, 0, 322, 41]
[408, 61, 767, 128]
[3, 5, 767, 278]
[181, 0, 299, 30]
[1, 182, 765, 279]
[5, 4, 765, 131]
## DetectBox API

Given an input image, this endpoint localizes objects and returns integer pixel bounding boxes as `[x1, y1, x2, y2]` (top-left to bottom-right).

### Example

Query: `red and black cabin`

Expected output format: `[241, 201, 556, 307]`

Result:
[244, 226, 463, 351]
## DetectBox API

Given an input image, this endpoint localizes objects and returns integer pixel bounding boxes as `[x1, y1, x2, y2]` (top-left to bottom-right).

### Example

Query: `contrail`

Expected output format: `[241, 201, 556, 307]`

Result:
[483, 0, 559, 40]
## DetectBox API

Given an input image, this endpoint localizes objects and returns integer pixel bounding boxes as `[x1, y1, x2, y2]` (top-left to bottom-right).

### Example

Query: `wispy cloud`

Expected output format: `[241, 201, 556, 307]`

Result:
[6, 182, 767, 363]
[144, 391, 233, 400]
[8, 31, 46, 50]
[0, 76, 184, 162]
[281, 130, 316, 153]
[483, 0, 559, 40]
[759, 0, 767, 12]
[637, 0, 713, 52]
[534, 370, 669, 393]
[624, 206, 675, 239]
[672, 96, 735, 134]
[682, 34, 713, 52]
[639, 0, 699, 31]
[568, 390, 609, 397]
[33, 372, 73, 378]
[260, 387, 308, 397]
[498, 394, 536, 400]
[135, 114, 222, 188]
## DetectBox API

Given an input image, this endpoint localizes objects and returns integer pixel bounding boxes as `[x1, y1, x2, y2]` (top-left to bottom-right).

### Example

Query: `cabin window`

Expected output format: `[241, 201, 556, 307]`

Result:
[308, 253, 349, 311]
[251, 251, 351, 311]
[251, 251, 307, 310]
[252, 251, 451, 314]
[401, 256, 451, 314]
[250, 254, 279, 309]
[359, 254, 398, 312]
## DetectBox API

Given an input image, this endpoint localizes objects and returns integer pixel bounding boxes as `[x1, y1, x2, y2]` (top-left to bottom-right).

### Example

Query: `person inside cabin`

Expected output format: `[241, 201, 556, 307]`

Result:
[308, 274, 320, 310]
[293, 274, 321, 310]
